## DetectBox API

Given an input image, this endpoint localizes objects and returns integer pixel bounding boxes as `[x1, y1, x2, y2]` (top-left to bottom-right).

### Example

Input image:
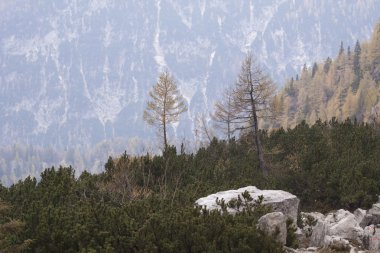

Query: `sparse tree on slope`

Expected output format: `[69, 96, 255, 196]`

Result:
[232, 54, 276, 177]
[144, 71, 187, 150]
[352, 40, 362, 93]
[213, 87, 235, 142]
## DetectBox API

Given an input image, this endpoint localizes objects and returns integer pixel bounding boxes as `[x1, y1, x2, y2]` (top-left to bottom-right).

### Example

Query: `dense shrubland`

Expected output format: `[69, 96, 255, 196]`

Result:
[0, 119, 379, 252]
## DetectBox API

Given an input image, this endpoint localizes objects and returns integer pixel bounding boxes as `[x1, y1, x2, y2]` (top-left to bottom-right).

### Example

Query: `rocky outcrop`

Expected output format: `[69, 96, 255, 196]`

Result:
[325, 209, 364, 244]
[298, 212, 327, 248]
[354, 208, 372, 228]
[324, 235, 350, 251]
[363, 224, 380, 251]
[297, 207, 380, 252]
[367, 203, 380, 225]
[257, 212, 287, 245]
[196, 187, 380, 252]
[195, 186, 300, 222]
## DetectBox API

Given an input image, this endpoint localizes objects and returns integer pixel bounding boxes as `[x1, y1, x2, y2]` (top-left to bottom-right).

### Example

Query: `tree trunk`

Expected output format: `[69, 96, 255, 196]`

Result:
[227, 119, 231, 143]
[163, 118, 167, 150]
[250, 92, 268, 177]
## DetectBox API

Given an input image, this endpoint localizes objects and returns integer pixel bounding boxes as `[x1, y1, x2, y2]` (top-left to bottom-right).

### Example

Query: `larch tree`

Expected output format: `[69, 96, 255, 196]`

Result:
[213, 87, 235, 142]
[231, 54, 276, 177]
[194, 112, 215, 147]
[144, 71, 187, 150]
[369, 22, 380, 83]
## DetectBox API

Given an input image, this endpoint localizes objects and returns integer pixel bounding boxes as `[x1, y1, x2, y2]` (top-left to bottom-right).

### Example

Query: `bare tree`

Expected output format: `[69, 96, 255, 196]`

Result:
[232, 54, 276, 177]
[213, 87, 235, 142]
[194, 112, 214, 146]
[144, 70, 187, 150]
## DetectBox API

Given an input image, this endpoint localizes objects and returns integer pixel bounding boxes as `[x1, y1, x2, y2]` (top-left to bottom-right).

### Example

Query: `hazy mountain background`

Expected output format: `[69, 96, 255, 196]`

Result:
[1, 0, 379, 185]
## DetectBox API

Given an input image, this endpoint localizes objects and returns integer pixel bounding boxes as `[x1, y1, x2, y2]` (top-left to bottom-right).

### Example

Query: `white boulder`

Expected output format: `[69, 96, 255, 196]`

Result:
[195, 186, 300, 222]
[325, 209, 364, 244]
[257, 212, 287, 245]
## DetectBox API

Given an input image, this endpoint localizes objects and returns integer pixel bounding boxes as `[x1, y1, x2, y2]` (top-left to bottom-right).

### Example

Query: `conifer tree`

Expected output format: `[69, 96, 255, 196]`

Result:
[352, 40, 362, 93]
[144, 71, 187, 150]
[231, 54, 276, 177]
[324, 57, 332, 73]
[369, 22, 380, 83]
[311, 62, 318, 78]
[0, 201, 31, 252]
[213, 88, 235, 142]
[339, 41, 345, 56]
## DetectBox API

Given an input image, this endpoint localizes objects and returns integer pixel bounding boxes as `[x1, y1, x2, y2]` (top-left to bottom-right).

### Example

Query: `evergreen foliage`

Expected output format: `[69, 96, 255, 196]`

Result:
[0, 119, 379, 251]
[276, 22, 380, 128]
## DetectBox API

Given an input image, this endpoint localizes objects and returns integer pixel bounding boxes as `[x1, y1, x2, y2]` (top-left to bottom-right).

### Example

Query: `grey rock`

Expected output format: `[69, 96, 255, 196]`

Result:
[363, 224, 380, 250]
[324, 235, 350, 251]
[258, 212, 287, 245]
[354, 208, 372, 228]
[367, 203, 380, 225]
[195, 186, 300, 222]
[299, 212, 328, 248]
[325, 209, 364, 244]
[310, 218, 328, 247]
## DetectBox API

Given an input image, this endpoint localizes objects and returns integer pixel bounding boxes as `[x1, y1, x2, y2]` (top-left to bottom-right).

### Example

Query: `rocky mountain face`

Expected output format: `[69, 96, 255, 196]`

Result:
[1, 0, 379, 182]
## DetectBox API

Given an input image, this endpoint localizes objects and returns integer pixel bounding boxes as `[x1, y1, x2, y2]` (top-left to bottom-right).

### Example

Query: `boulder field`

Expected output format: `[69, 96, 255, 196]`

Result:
[196, 186, 380, 252]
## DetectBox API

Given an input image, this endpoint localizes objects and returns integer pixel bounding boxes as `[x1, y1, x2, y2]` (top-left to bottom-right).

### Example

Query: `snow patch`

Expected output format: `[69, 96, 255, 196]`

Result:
[209, 51, 216, 66]
[200, 0, 206, 16]
[2, 30, 61, 62]
[89, 0, 109, 13]
[93, 86, 126, 125]
[153, 0, 167, 71]
[168, 0, 193, 29]
[103, 21, 113, 48]
[179, 78, 197, 106]
[132, 77, 139, 103]
[33, 97, 65, 134]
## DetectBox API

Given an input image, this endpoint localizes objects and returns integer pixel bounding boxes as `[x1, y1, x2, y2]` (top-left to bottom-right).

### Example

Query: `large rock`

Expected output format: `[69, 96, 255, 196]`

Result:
[363, 224, 380, 250]
[366, 203, 380, 225]
[195, 186, 300, 222]
[354, 208, 372, 228]
[258, 212, 287, 245]
[310, 217, 328, 247]
[298, 212, 328, 248]
[325, 209, 364, 244]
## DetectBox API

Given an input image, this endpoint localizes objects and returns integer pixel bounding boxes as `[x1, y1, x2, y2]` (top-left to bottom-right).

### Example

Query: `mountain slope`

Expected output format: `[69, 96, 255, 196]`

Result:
[273, 22, 380, 129]
[1, 0, 380, 183]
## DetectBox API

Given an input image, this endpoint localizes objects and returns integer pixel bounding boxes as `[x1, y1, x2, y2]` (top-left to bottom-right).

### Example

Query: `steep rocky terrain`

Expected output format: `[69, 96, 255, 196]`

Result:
[1, 0, 379, 182]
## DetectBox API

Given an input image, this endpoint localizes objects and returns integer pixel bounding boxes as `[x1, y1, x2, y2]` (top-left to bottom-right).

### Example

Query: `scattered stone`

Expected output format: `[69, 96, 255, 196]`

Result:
[195, 186, 380, 252]
[324, 235, 350, 251]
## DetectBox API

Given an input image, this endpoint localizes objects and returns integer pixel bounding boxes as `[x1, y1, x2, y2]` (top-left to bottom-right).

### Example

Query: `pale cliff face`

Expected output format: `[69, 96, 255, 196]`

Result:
[0, 0, 379, 181]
